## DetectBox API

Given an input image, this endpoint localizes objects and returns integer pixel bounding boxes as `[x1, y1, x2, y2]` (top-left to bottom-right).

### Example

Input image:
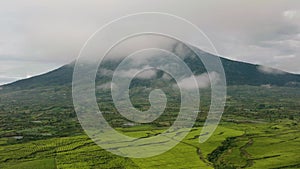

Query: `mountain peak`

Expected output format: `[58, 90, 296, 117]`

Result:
[2, 47, 300, 91]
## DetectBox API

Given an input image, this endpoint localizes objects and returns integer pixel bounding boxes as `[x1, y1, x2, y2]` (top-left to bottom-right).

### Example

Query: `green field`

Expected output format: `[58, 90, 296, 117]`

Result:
[1, 121, 300, 169]
[0, 86, 299, 168]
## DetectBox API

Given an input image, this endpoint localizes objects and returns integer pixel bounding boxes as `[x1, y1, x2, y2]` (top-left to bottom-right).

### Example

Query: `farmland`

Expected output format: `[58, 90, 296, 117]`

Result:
[1, 121, 300, 168]
[0, 85, 299, 168]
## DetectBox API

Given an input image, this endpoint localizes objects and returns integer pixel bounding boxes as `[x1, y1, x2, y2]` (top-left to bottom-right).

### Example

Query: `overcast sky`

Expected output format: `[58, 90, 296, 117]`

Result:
[0, 0, 299, 85]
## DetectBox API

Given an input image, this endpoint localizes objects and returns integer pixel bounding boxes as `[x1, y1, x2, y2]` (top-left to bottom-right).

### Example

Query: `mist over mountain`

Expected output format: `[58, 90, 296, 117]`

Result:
[1, 44, 300, 91]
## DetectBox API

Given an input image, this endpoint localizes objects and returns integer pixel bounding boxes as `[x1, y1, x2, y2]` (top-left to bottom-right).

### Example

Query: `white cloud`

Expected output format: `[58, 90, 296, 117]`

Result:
[0, 60, 60, 85]
[176, 72, 220, 90]
[257, 65, 285, 75]
[1, 0, 300, 85]
[96, 82, 115, 89]
[0, 75, 20, 85]
[98, 68, 114, 76]
[283, 10, 298, 19]
[114, 67, 157, 79]
[273, 54, 295, 60]
[135, 69, 157, 79]
[162, 73, 172, 80]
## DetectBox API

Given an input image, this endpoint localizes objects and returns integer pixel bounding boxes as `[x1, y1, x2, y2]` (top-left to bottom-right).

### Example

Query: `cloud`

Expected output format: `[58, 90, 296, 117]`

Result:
[0, 75, 20, 85]
[98, 68, 114, 76]
[0, 60, 60, 85]
[162, 73, 172, 80]
[176, 72, 220, 89]
[283, 10, 298, 19]
[273, 54, 295, 60]
[96, 82, 115, 89]
[114, 67, 157, 79]
[257, 65, 285, 75]
[136, 69, 157, 79]
[1, 0, 300, 85]
[103, 35, 175, 61]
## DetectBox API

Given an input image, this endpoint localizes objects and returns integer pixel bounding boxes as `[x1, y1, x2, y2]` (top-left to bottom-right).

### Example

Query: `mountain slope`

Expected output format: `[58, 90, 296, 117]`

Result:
[1, 49, 300, 91]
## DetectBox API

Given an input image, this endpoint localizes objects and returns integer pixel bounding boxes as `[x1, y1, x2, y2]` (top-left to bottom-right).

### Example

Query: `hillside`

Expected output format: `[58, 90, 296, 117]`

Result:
[1, 47, 300, 91]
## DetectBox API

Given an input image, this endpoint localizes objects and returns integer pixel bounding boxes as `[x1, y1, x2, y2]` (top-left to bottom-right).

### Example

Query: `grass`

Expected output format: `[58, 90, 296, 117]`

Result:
[4, 158, 56, 169]
[205, 121, 300, 169]
[0, 121, 300, 168]
[0, 86, 299, 168]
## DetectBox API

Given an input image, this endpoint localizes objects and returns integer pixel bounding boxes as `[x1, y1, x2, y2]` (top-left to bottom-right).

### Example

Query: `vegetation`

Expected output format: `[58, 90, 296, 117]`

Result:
[0, 84, 299, 168]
